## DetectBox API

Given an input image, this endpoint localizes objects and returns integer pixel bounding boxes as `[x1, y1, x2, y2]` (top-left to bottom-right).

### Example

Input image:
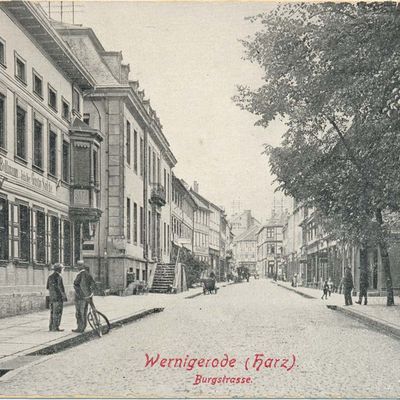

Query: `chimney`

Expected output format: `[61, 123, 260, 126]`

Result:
[193, 181, 199, 193]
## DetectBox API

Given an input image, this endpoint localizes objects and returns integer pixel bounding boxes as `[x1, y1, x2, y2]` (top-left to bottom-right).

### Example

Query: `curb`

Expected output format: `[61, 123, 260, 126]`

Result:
[276, 282, 317, 299]
[327, 305, 400, 341]
[26, 307, 164, 356]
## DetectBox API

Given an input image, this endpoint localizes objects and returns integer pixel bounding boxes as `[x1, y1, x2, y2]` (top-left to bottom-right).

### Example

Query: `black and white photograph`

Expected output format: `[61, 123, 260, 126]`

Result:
[0, 0, 399, 398]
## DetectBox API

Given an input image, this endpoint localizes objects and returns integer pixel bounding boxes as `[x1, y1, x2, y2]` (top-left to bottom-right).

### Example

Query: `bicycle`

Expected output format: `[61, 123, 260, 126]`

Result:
[86, 295, 111, 337]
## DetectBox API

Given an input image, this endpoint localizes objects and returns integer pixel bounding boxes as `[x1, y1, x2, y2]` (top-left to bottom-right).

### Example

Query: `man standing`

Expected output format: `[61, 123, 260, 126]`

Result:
[72, 260, 96, 333]
[356, 268, 369, 305]
[343, 267, 354, 306]
[46, 263, 67, 332]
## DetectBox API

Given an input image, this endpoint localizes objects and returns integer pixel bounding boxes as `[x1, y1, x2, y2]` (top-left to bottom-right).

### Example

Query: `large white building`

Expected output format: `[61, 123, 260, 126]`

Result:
[0, 2, 101, 316]
[54, 21, 177, 292]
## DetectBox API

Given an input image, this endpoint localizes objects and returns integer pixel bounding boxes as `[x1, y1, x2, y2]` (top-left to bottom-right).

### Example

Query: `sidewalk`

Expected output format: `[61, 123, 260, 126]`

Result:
[276, 280, 400, 339]
[0, 287, 203, 365]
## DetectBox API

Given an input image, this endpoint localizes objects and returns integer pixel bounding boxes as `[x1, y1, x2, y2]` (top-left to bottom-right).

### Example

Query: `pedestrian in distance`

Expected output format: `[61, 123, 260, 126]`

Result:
[46, 263, 67, 332]
[343, 267, 354, 306]
[321, 280, 329, 300]
[327, 277, 333, 296]
[72, 260, 97, 333]
[356, 268, 369, 305]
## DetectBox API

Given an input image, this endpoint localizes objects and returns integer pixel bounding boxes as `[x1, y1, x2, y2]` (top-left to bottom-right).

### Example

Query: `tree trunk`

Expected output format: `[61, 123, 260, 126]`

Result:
[375, 208, 395, 306]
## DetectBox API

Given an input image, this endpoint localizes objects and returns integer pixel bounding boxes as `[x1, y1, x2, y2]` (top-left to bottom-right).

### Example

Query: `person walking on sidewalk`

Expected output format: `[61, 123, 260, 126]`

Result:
[72, 261, 96, 333]
[343, 267, 354, 306]
[46, 263, 67, 332]
[321, 280, 329, 300]
[356, 268, 369, 305]
[327, 277, 333, 296]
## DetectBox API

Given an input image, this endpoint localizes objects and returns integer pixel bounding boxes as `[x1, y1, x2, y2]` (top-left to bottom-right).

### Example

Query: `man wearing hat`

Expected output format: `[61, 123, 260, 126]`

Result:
[72, 260, 96, 333]
[46, 263, 67, 332]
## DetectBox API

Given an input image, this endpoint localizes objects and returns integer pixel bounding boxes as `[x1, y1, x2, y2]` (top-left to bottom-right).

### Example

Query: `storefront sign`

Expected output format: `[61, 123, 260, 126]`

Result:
[0, 156, 55, 194]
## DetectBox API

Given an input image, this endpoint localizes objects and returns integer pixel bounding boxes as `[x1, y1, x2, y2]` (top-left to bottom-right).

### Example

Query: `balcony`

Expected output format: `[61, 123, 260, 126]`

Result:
[150, 183, 166, 207]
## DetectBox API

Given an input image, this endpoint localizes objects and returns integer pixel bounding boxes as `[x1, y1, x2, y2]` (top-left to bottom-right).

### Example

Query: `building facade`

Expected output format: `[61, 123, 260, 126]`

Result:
[54, 22, 177, 292]
[0, 2, 102, 316]
[190, 187, 210, 264]
[256, 217, 284, 278]
[171, 174, 197, 257]
[233, 222, 261, 275]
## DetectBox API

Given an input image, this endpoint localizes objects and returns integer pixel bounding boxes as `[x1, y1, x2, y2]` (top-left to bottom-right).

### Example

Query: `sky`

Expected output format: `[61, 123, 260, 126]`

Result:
[66, 1, 287, 222]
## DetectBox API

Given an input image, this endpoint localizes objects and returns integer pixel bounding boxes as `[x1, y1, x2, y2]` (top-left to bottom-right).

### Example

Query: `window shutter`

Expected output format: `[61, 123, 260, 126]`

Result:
[12, 203, 19, 259]
[32, 210, 36, 262]
[46, 214, 50, 265]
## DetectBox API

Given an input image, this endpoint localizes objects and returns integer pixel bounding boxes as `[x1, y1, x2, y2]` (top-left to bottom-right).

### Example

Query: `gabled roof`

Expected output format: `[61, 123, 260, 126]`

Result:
[189, 190, 210, 212]
[234, 223, 261, 242]
[1, 1, 95, 90]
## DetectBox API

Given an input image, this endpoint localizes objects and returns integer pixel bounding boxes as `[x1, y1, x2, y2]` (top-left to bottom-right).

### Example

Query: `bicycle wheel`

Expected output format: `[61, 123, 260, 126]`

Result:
[87, 309, 111, 337]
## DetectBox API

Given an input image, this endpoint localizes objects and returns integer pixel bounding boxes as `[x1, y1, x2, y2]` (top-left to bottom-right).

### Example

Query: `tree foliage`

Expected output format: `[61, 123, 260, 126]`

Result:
[234, 2, 400, 304]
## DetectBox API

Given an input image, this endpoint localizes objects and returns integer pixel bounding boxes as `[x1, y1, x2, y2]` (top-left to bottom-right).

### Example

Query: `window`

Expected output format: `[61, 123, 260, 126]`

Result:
[93, 149, 98, 186]
[49, 130, 57, 176]
[36, 210, 46, 263]
[266, 228, 274, 238]
[48, 85, 57, 111]
[63, 220, 71, 266]
[51, 215, 59, 263]
[152, 152, 156, 183]
[0, 94, 5, 149]
[163, 222, 166, 253]
[62, 99, 70, 121]
[133, 202, 137, 243]
[15, 55, 26, 83]
[33, 71, 43, 98]
[0, 198, 8, 260]
[167, 173, 170, 202]
[72, 88, 80, 113]
[140, 137, 144, 177]
[126, 121, 131, 165]
[16, 105, 26, 160]
[62, 140, 70, 182]
[33, 119, 43, 169]
[0, 39, 5, 66]
[133, 130, 138, 173]
[19, 204, 30, 261]
[140, 206, 144, 245]
[83, 113, 90, 125]
[148, 146, 151, 183]
[127, 198, 131, 241]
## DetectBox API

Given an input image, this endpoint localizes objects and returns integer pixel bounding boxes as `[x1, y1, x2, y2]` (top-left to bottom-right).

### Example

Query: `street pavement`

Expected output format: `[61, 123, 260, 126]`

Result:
[0, 279, 399, 398]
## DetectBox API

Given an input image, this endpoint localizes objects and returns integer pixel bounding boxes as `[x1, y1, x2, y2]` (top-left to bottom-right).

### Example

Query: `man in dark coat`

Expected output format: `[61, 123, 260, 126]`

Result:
[343, 267, 354, 306]
[356, 268, 369, 305]
[46, 263, 67, 332]
[72, 260, 96, 333]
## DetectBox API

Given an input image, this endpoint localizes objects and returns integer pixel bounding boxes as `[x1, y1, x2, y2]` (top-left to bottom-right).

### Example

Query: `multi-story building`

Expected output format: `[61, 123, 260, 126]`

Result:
[256, 216, 285, 278]
[282, 198, 305, 284]
[233, 222, 261, 275]
[230, 209, 259, 237]
[0, 2, 103, 316]
[171, 174, 197, 258]
[54, 20, 177, 292]
[190, 185, 210, 264]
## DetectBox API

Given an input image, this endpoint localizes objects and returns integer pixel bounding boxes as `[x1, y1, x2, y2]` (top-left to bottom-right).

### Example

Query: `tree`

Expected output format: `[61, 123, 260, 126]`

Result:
[234, 2, 400, 305]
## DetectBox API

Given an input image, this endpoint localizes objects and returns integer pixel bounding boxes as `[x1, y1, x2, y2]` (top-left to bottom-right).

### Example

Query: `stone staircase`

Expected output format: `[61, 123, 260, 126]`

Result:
[150, 263, 176, 293]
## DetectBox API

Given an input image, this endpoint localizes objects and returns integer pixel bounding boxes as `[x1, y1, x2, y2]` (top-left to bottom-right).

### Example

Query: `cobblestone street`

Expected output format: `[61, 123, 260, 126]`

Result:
[1, 279, 399, 398]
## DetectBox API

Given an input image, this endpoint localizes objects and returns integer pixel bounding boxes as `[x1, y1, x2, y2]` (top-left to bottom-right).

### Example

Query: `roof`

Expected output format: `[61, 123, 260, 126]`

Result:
[1, 1, 95, 90]
[172, 174, 197, 210]
[234, 223, 261, 243]
[189, 190, 210, 212]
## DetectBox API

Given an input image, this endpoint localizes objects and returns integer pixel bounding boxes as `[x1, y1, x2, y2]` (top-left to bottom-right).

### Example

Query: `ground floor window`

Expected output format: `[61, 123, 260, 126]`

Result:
[36, 210, 46, 263]
[0, 198, 8, 260]
[74, 222, 81, 263]
[19, 204, 30, 261]
[63, 220, 71, 266]
[50, 216, 59, 264]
